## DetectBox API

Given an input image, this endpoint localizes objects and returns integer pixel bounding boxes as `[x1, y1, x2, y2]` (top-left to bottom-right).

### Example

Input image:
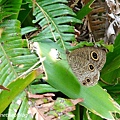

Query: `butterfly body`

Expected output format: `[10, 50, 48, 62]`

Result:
[67, 47, 106, 86]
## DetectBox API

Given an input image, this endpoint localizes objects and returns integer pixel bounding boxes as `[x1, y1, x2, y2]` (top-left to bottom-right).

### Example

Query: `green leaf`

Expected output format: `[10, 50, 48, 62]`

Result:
[27, 0, 82, 49]
[0, 68, 41, 113]
[0, 20, 38, 87]
[0, 0, 22, 21]
[103, 84, 120, 93]
[83, 109, 103, 120]
[103, 53, 120, 74]
[48, 97, 75, 120]
[79, 85, 120, 119]
[0, 43, 17, 86]
[15, 95, 32, 120]
[68, 41, 94, 51]
[29, 84, 59, 94]
[101, 34, 120, 82]
[37, 40, 80, 98]
[21, 26, 38, 35]
[8, 91, 32, 120]
[8, 91, 26, 120]
[102, 44, 114, 52]
[76, 0, 95, 20]
[37, 40, 120, 119]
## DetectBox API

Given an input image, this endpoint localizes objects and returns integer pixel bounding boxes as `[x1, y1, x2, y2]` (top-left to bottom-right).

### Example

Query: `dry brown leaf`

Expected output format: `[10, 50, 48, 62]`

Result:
[27, 92, 55, 99]
[79, 0, 120, 44]
[105, 0, 120, 43]
[28, 107, 46, 120]
[0, 28, 3, 38]
[71, 98, 84, 105]
[28, 92, 83, 120]
[0, 85, 10, 91]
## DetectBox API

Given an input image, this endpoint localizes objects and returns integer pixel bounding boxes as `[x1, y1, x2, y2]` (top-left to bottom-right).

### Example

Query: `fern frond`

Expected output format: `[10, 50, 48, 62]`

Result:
[0, 0, 22, 21]
[0, 20, 38, 88]
[8, 91, 26, 120]
[29, 0, 82, 50]
[8, 91, 31, 120]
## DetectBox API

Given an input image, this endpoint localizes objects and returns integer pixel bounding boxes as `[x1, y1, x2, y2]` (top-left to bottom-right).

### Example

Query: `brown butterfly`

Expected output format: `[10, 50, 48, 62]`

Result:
[67, 47, 106, 86]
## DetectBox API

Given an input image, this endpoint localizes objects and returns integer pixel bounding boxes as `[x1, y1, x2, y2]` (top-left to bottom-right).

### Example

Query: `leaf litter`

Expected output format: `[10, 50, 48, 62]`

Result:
[27, 92, 83, 120]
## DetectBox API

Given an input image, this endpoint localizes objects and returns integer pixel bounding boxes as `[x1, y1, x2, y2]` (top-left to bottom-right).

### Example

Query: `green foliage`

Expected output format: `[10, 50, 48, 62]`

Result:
[0, 0, 22, 21]
[0, 68, 41, 113]
[0, 20, 38, 87]
[0, 0, 120, 120]
[47, 98, 75, 119]
[21, 26, 38, 35]
[30, 0, 82, 49]
[38, 41, 120, 119]
[8, 91, 31, 120]
[29, 84, 59, 94]
[76, 0, 95, 20]
[101, 34, 120, 84]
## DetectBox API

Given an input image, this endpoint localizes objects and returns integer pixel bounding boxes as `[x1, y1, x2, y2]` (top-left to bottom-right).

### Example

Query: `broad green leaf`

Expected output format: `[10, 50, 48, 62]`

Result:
[37, 40, 81, 98]
[102, 52, 120, 74]
[111, 93, 120, 105]
[101, 34, 120, 83]
[0, 67, 41, 113]
[101, 69, 119, 84]
[73, 104, 80, 120]
[103, 84, 120, 93]
[29, 84, 59, 94]
[37, 40, 120, 119]
[102, 34, 120, 73]
[79, 85, 120, 120]
[83, 109, 103, 120]
[102, 85, 120, 109]
[114, 34, 120, 47]
[76, 0, 95, 20]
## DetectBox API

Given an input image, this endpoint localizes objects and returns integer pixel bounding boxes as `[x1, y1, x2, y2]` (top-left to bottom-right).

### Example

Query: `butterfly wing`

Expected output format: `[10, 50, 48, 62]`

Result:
[67, 47, 106, 86]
